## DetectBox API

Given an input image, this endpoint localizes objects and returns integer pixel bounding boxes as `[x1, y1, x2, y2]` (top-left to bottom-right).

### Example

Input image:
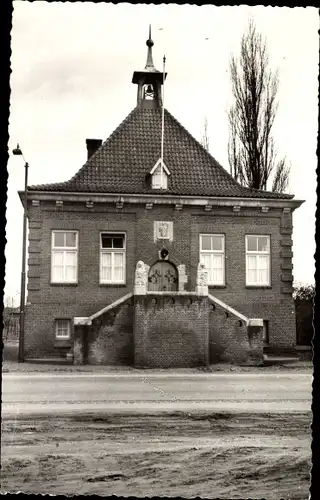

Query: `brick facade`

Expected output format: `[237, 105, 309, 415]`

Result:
[24, 199, 296, 363]
[22, 30, 302, 366]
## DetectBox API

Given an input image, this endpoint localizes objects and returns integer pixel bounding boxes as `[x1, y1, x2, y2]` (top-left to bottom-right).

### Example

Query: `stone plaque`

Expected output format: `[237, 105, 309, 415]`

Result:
[154, 221, 173, 241]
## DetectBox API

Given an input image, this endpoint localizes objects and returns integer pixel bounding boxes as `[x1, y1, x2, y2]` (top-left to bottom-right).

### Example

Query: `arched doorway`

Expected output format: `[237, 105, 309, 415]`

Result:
[148, 261, 178, 292]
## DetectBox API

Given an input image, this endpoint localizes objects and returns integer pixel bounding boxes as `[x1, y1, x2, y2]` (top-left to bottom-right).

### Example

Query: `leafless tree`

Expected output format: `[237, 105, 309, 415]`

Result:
[200, 116, 210, 152]
[228, 20, 290, 193]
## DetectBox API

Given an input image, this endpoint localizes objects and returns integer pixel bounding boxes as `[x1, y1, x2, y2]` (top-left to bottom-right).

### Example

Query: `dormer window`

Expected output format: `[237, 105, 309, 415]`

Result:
[152, 165, 167, 189]
[150, 159, 170, 190]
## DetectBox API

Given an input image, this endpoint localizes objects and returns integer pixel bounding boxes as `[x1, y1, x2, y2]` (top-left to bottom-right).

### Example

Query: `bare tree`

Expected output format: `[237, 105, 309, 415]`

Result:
[228, 20, 290, 192]
[200, 116, 210, 152]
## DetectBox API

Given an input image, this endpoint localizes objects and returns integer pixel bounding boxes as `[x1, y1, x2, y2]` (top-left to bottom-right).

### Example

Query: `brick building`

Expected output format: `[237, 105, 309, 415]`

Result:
[21, 30, 303, 366]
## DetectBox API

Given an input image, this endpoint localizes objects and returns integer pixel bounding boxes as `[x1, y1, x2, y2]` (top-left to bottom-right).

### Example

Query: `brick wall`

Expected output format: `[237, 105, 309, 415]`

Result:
[209, 304, 249, 363]
[87, 301, 134, 365]
[134, 295, 209, 367]
[24, 200, 297, 361]
[24, 303, 76, 359]
[208, 303, 263, 365]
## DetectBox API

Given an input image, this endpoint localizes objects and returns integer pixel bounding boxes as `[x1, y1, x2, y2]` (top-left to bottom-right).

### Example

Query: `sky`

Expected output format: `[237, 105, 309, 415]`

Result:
[5, 2, 318, 306]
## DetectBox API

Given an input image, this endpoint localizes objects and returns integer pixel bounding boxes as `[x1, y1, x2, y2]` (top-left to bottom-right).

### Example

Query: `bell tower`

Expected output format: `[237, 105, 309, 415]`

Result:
[132, 26, 167, 109]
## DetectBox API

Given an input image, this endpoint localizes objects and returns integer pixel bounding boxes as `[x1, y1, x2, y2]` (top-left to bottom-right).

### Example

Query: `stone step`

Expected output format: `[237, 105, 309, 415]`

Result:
[263, 354, 300, 365]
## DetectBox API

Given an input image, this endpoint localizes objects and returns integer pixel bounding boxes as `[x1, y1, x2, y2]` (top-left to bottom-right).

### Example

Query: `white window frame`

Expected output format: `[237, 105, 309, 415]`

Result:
[51, 230, 78, 284]
[55, 319, 71, 339]
[100, 232, 126, 284]
[245, 235, 271, 286]
[150, 158, 170, 190]
[199, 234, 225, 286]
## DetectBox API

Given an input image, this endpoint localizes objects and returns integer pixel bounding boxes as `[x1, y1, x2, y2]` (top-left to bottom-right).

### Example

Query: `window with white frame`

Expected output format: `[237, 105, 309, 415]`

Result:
[55, 319, 71, 339]
[150, 159, 170, 190]
[51, 231, 78, 283]
[246, 235, 271, 286]
[100, 233, 126, 284]
[199, 234, 225, 285]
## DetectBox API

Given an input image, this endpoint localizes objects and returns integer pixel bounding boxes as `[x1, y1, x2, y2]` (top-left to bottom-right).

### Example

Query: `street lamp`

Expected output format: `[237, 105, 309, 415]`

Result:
[12, 144, 29, 363]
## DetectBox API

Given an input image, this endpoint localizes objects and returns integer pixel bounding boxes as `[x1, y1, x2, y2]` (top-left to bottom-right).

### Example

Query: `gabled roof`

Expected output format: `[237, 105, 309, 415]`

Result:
[150, 158, 170, 176]
[28, 106, 293, 200]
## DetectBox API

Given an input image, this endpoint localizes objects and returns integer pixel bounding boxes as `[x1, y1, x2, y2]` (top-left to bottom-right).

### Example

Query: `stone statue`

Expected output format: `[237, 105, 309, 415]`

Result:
[158, 222, 169, 238]
[197, 262, 208, 287]
[135, 261, 148, 286]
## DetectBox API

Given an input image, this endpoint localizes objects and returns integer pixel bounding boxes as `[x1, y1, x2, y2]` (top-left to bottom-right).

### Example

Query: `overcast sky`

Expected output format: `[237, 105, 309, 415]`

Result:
[5, 2, 318, 305]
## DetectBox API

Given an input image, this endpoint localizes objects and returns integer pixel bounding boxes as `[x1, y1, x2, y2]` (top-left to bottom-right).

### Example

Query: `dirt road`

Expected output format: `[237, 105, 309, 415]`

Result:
[1, 371, 312, 497]
[1, 412, 311, 498]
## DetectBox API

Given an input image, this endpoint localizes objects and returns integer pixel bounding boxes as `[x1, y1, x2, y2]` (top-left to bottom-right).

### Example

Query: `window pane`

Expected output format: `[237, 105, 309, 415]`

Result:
[113, 237, 124, 249]
[247, 255, 257, 271]
[258, 269, 268, 283]
[101, 252, 111, 266]
[213, 254, 223, 271]
[258, 236, 269, 252]
[52, 266, 64, 282]
[212, 268, 223, 282]
[101, 267, 112, 281]
[200, 254, 212, 281]
[114, 253, 124, 281]
[56, 320, 70, 338]
[152, 170, 167, 189]
[52, 251, 64, 281]
[201, 235, 212, 251]
[258, 255, 269, 271]
[53, 251, 64, 266]
[114, 267, 124, 281]
[101, 234, 125, 248]
[258, 255, 269, 284]
[247, 256, 257, 283]
[66, 232, 77, 248]
[247, 236, 257, 251]
[212, 255, 223, 283]
[65, 266, 76, 281]
[101, 252, 112, 281]
[101, 235, 112, 248]
[248, 269, 257, 283]
[200, 253, 211, 270]
[54, 232, 65, 247]
[114, 253, 124, 266]
[65, 251, 76, 266]
[65, 252, 77, 281]
[212, 236, 223, 251]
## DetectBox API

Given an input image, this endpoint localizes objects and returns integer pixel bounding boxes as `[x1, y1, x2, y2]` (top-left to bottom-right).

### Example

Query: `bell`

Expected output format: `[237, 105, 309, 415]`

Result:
[147, 84, 154, 93]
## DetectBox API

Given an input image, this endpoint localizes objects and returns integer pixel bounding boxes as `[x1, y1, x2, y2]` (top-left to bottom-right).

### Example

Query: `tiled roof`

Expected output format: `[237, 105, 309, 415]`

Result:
[28, 106, 293, 199]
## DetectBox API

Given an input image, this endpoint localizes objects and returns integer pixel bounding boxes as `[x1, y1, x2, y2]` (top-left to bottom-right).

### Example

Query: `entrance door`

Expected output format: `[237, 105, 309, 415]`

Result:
[148, 261, 178, 291]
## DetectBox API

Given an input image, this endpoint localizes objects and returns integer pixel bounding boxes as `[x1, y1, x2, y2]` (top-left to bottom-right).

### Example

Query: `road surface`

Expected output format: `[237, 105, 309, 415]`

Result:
[2, 371, 312, 416]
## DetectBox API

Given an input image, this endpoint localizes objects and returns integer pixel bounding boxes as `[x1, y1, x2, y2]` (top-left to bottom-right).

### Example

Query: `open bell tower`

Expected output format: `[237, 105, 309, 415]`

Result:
[132, 25, 167, 109]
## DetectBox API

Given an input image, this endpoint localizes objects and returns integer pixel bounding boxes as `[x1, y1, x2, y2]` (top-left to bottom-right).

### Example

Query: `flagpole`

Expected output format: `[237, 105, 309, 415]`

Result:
[160, 55, 166, 189]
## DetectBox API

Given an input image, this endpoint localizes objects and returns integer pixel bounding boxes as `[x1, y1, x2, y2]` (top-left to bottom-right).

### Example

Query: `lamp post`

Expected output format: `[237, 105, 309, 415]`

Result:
[12, 144, 29, 363]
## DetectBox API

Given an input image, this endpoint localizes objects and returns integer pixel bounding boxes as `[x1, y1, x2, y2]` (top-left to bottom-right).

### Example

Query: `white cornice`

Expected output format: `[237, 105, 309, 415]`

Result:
[20, 190, 304, 211]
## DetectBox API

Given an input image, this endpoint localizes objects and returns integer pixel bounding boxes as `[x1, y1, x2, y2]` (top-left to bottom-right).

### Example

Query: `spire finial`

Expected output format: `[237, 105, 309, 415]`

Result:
[146, 24, 153, 47]
[145, 24, 154, 68]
